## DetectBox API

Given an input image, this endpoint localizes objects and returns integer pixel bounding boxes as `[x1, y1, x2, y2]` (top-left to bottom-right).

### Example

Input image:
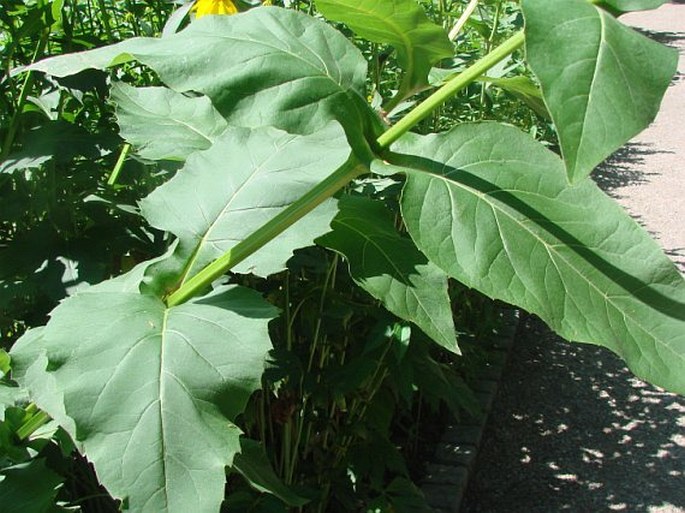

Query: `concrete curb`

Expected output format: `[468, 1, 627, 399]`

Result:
[421, 309, 520, 513]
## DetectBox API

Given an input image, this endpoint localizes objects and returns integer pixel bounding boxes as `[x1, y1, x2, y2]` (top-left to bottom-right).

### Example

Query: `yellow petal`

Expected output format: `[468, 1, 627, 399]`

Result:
[193, 0, 238, 18]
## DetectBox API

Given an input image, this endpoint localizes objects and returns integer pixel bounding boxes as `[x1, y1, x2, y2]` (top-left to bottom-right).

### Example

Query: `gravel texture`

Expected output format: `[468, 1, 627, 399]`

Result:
[460, 4, 685, 512]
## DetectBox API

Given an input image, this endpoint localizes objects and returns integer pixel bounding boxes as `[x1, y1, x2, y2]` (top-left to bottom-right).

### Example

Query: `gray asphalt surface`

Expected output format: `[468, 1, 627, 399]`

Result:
[460, 4, 685, 512]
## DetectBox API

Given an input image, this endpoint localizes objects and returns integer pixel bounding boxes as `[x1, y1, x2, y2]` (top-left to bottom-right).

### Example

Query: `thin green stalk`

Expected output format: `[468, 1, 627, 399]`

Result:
[259, 390, 267, 447]
[281, 419, 293, 478]
[331, 339, 394, 470]
[376, 30, 524, 150]
[46, 159, 59, 231]
[1, 32, 48, 162]
[479, 0, 502, 119]
[166, 159, 366, 306]
[16, 408, 51, 440]
[107, 143, 130, 185]
[412, 393, 423, 454]
[306, 255, 338, 373]
[95, 0, 115, 42]
[85, 0, 96, 33]
[372, 43, 381, 94]
[439, 0, 447, 27]
[286, 254, 338, 484]
[449, 0, 479, 41]
[285, 272, 292, 351]
[285, 397, 307, 485]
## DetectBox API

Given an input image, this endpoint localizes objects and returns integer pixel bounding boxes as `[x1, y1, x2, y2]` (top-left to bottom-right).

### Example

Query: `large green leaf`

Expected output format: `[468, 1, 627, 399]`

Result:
[523, 0, 677, 182]
[21, 9, 376, 148]
[315, 0, 453, 94]
[140, 122, 350, 295]
[111, 82, 228, 161]
[317, 195, 458, 353]
[593, 0, 667, 16]
[11, 285, 278, 513]
[390, 122, 685, 394]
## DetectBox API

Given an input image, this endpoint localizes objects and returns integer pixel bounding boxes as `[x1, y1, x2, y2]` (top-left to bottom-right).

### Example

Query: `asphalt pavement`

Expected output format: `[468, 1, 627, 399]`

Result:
[460, 4, 685, 512]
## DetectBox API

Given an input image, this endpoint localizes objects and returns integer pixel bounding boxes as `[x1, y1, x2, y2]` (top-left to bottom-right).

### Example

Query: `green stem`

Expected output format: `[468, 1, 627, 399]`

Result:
[166, 158, 366, 306]
[449, 0, 479, 41]
[107, 143, 130, 185]
[95, 0, 115, 42]
[16, 408, 51, 440]
[166, 31, 524, 307]
[479, 1, 502, 119]
[306, 255, 337, 373]
[284, 272, 293, 351]
[376, 30, 524, 150]
[281, 419, 293, 478]
[1, 32, 48, 162]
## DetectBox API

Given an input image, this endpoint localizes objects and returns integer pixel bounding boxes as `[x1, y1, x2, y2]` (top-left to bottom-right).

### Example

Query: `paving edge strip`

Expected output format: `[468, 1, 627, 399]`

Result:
[421, 308, 520, 513]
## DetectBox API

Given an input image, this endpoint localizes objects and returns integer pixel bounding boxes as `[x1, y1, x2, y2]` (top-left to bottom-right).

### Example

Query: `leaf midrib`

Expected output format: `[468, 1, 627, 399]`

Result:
[409, 168, 679, 363]
[159, 307, 171, 511]
[178, 133, 300, 286]
[574, 8, 605, 176]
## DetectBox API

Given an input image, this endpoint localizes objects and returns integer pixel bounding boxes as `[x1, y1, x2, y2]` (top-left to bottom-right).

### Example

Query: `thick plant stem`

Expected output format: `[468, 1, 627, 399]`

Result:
[166, 32, 524, 307]
[166, 158, 366, 306]
[376, 30, 525, 150]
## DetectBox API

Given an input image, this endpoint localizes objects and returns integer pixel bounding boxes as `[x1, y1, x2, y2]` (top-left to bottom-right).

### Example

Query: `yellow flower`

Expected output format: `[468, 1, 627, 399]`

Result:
[192, 0, 238, 18]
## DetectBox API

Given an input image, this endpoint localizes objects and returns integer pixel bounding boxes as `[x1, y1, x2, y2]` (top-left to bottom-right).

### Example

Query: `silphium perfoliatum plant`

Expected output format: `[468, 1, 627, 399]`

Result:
[2, 0, 683, 511]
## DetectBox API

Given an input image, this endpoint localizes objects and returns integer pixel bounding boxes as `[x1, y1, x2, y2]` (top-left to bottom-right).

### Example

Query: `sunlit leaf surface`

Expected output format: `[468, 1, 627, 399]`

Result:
[393, 123, 685, 393]
[523, 0, 677, 182]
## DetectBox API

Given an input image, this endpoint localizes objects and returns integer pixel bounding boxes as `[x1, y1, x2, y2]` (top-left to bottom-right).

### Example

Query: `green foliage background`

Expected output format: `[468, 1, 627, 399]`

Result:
[1, 0, 682, 512]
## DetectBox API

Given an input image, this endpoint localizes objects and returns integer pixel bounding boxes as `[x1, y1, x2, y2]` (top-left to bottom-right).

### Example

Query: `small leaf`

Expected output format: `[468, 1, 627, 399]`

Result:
[318, 195, 459, 353]
[232, 438, 308, 507]
[392, 122, 685, 394]
[315, 0, 453, 94]
[1, 384, 27, 422]
[479, 76, 550, 119]
[111, 82, 228, 161]
[141, 122, 351, 293]
[0, 459, 64, 513]
[0, 349, 10, 376]
[523, 0, 677, 182]
[11, 285, 278, 513]
[9, 329, 75, 436]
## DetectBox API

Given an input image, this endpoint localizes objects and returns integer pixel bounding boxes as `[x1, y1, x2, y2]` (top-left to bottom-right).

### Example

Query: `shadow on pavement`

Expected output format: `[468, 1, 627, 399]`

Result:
[592, 142, 669, 195]
[461, 316, 685, 513]
[461, 10, 685, 513]
[635, 27, 685, 50]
